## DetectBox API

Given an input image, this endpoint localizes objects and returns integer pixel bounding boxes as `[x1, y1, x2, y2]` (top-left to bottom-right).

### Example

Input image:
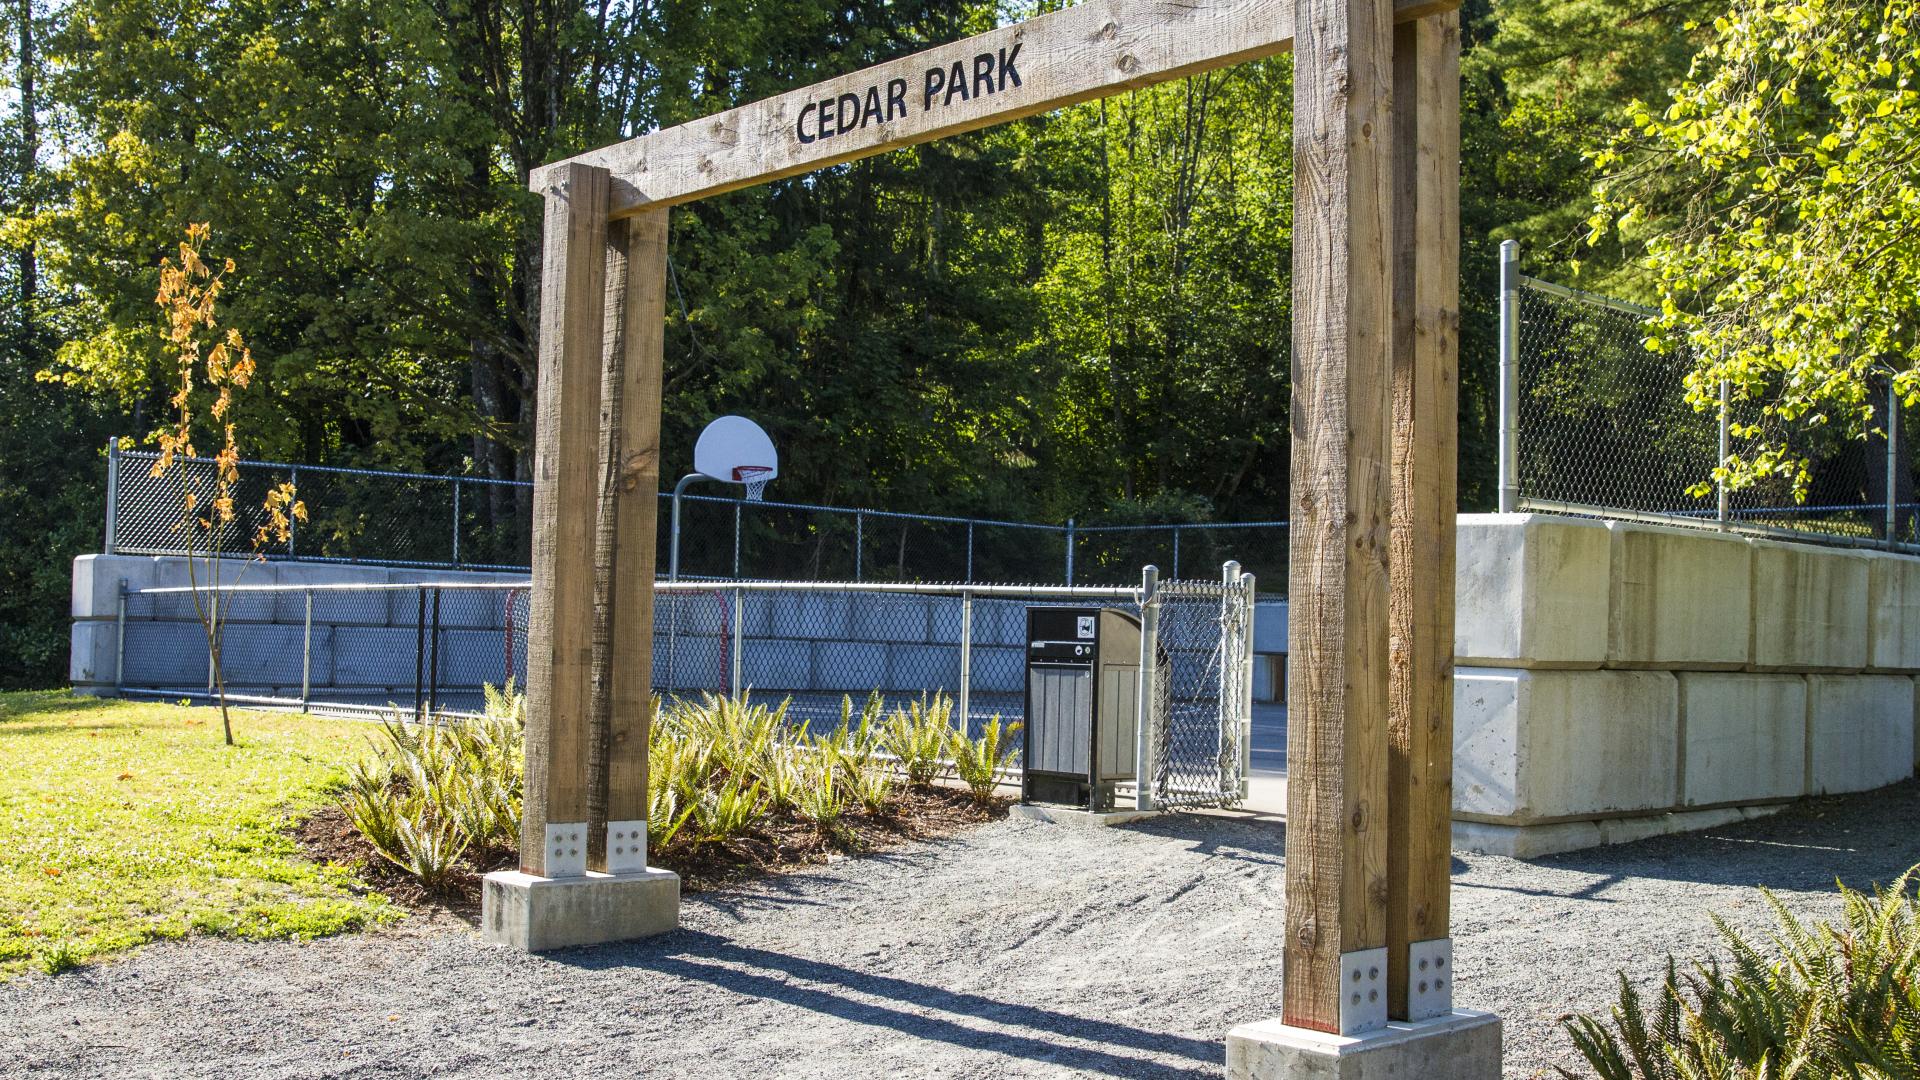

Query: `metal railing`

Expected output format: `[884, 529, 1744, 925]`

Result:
[101, 440, 1289, 587]
[1498, 240, 1918, 551]
[111, 570, 1261, 805]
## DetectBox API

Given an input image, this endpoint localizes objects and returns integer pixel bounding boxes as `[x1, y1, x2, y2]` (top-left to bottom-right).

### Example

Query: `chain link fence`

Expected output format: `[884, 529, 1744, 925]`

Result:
[1501, 241, 1917, 548]
[103, 442, 1289, 588]
[113, 572, 1259, 806]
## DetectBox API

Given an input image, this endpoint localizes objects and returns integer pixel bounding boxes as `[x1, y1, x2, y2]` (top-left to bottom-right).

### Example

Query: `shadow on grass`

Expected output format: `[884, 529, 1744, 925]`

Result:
[563, 929, 1222, 1078]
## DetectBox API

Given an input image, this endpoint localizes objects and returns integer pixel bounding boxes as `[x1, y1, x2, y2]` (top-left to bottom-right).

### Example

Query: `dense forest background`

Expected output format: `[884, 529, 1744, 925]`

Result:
[0, 0, 1713, 686]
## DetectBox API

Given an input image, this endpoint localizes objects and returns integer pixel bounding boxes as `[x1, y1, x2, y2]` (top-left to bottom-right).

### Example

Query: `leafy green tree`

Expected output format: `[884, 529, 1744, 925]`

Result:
[1591, 0, 1920, 500]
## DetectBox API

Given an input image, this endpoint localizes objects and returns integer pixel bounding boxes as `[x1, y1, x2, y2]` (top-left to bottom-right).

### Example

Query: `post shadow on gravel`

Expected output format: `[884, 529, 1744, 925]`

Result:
[560, 930, 1222, 1078]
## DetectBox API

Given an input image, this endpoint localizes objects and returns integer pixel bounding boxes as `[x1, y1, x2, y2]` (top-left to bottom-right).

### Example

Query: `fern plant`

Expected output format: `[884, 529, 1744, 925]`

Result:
[1561, 865, 1920, 1080]
[885, 694, 956, 788]
[338, 682, 525, 885]
[949, 716, 1022, 805]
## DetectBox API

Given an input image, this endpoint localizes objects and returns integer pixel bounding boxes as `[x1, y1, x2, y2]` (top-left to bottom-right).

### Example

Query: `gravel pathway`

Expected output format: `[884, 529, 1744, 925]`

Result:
[8, 781, 1920, 1079]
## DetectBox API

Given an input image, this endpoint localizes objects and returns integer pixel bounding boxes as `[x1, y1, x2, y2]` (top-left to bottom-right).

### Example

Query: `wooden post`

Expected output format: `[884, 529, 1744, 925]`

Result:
[1285, 0, 1395, 1037]
[519, 162, 610, 878]
[597, 210, 670, 873]
[1387, 9, 1460, 1022]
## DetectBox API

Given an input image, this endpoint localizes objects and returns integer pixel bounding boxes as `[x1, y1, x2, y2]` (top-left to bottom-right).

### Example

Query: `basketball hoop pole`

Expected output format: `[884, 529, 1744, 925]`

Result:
[668, 472, 708, 583]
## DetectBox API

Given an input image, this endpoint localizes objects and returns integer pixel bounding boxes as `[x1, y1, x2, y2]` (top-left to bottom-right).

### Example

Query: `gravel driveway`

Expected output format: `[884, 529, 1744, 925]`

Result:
[8, 781, 1919, 1080]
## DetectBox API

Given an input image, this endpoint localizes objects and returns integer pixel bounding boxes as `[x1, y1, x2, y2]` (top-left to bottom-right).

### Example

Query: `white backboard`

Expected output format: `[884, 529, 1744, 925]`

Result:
[693, 415, 779, 485]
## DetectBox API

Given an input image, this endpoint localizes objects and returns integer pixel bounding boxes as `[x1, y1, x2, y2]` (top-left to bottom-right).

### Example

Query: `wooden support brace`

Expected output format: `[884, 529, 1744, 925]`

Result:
[598, 210, 670, 873]
[519, 162, 610, 878]
[1284, 0, 1395, 1038]
[1387, 9, 1461, 1022]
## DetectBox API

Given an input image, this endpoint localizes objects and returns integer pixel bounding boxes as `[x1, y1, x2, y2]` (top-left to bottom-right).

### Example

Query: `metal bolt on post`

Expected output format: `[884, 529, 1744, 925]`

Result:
[1135, 564, 1160, 812]
[1497, 239, 1521, 514]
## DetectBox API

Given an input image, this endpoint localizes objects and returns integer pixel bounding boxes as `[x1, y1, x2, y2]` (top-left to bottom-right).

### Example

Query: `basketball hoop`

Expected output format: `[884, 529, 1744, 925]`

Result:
[733, 465, 773, 502]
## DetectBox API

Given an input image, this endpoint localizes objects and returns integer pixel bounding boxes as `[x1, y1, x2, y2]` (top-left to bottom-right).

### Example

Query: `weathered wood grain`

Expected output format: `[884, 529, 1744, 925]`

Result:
[518, 163, 609, 876]
[1284, 0, 1395, 1035]
[1386, 9, 1460, 1020]
[531, 0, 1458, 216]
[606, 210, 669, 837]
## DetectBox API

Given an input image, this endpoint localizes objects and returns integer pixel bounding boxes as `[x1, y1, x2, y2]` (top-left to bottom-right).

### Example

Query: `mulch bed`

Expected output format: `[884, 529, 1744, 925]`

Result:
[290, 787, 1009, 921]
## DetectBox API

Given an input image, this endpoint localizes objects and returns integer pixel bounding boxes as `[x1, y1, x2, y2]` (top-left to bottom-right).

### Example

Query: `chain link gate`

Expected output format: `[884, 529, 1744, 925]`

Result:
[1141, 564, 1257, 809]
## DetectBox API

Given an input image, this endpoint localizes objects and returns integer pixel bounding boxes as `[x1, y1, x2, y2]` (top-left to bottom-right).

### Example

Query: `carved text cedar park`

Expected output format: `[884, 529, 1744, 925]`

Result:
[795, 44, 1023, 145]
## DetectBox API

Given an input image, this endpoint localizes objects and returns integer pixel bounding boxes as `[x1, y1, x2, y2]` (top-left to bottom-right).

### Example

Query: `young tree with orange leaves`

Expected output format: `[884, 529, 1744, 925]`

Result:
[149, 223, 303, 746]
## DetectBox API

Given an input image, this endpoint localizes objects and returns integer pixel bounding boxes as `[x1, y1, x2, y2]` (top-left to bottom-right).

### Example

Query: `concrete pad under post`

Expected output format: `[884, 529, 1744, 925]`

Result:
[1008, 803, 1159, 827]
[480, 868, 680, 952]
[1227, 1010, 1501, 1079]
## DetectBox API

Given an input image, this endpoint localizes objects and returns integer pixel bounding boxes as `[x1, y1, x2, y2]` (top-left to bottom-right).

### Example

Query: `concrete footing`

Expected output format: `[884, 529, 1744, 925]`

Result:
[480, 868, 679, 952]
[1226, 1009, 1502, 1079]
[1453, 804, 1783, 859]
[1008, 803, 1159, 827]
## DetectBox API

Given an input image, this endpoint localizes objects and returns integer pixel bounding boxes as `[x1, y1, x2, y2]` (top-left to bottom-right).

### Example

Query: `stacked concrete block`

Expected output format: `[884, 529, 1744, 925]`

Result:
[118, 621, 209, 687]
[1455, 514, 1610, 668]
[1867, 551, 1920, 671]
[742, 639, 811, 692]
[1453, 668, 1678, 820]
[1750, 540, 1870, 671]
[1806, 674, 1915, 794]
[1608, 523, 1750, 668]
[1677, 673, 1806, 806]
[333, 627, 420, 687]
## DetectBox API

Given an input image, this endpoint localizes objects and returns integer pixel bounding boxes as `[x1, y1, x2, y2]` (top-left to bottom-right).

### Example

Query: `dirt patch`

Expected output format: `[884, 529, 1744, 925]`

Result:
[291, 787, 1009, 916]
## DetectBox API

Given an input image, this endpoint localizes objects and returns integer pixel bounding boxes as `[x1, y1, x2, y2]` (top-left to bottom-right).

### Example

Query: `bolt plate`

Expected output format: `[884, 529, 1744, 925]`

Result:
[1405, 937, 1453, 1021]
[605, 819, 648, 874]
[1339, 947, 1388, 1035]
[543, 822, 587, 879]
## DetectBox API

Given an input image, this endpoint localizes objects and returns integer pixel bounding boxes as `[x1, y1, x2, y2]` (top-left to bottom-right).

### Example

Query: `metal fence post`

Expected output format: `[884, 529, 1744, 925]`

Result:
[301, 589, 313, 711]
[1220, 561, 1241, 797]
[734, 503, 743, 578]
[1889, 377, 1901, 548]
[114, 583, 127, 696]
[1728, 378, 1743, 526]
[1239, 569, 1257, 800]
[451, 479, 462, 566]
[104, 437, 120, 554]
[731, 587, 745, 698]
[1172, 526, 1182, 580]
[1136, 564, 1160, 812]
[427, 587, 442, 716]
[958, 591, 973, 731]
[965, 521, 975, 583]
[1498, 239, 1521, 513]
[854, 510, 864, 581]
[1065, 518, 1076, 585]
[287, 466, 299, 558]
[413, 586, 427, 722]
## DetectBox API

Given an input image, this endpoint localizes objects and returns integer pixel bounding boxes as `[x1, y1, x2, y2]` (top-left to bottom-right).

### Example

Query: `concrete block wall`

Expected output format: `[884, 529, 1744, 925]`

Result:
[1453, 514, 1920, 857]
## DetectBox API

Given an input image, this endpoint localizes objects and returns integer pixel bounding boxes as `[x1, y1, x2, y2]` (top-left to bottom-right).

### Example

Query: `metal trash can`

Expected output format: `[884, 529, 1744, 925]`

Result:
[1021, 606, 1142, 810]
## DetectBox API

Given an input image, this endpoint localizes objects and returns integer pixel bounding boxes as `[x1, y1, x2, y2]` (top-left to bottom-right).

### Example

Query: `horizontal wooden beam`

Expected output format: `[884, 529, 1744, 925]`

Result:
[531, 0, 1459, 215]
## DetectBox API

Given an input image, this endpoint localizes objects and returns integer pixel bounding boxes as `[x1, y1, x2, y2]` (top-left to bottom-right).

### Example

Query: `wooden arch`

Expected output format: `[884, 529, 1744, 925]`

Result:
[517, 0, 1460, 1037]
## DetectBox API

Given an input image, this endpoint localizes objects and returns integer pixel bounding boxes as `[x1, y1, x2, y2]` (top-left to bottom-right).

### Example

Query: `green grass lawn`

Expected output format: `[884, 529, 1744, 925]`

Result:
[0, 691, 396, 977]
